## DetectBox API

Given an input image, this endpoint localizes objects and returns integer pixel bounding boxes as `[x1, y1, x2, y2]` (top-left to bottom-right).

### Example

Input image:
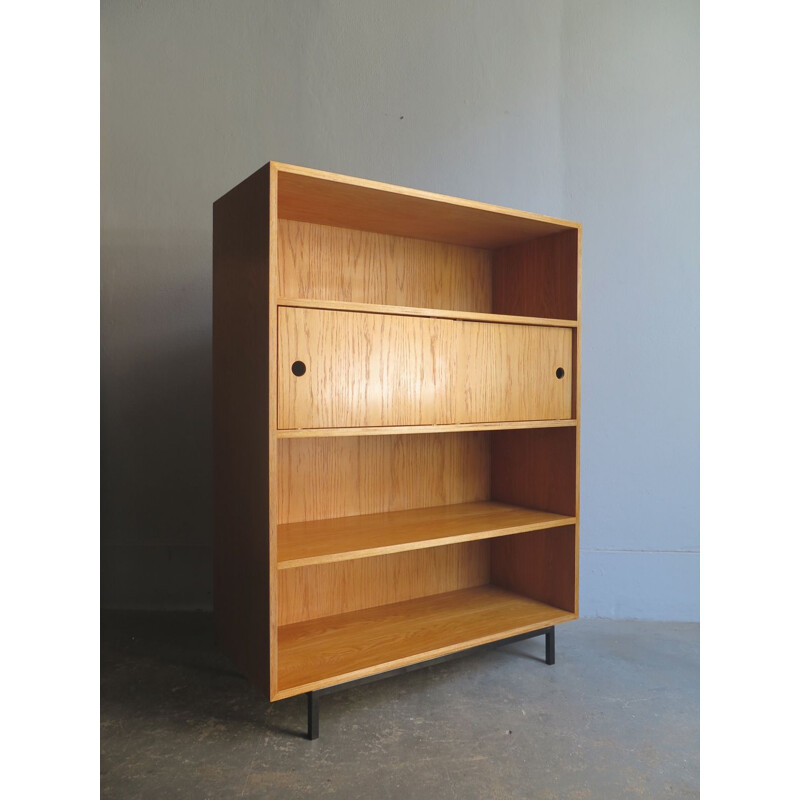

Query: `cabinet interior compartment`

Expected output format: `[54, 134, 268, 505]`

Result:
[276, 171, 578, 323]
[278, 427, 576, 527]
[274, 427, 578, 694]
[275, 529, 576, 696]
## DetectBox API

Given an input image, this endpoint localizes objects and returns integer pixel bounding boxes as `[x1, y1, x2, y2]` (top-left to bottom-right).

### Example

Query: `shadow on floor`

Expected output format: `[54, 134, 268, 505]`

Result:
[101, 611, 699, 800]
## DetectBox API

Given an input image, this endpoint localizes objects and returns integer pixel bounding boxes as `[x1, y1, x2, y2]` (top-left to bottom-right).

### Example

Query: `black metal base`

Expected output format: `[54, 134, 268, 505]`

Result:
[305, 625, 555, 740]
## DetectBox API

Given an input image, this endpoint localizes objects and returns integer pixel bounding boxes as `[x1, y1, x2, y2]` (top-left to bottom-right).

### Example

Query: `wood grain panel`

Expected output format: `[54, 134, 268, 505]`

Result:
[277, 418, 577, 439]
[278, 308, 572, 429]
[277, 501, 576, 569]
[493, 229, 579, 321]
[275, 585, 576, 697]
[491, 527, 577, 614]
[277, 542, 490, 625]
[278, 297, 577, 327]
[277, 220, 492, 312]
[491, 427, 577, 517]
[212, 166, 269, 697]
[457, 319, 572, 423]
[275, 163, 578, 248]
[277, 433, 490, 524]
[278, 307, 456, 428]
[267, 163, 280, 697]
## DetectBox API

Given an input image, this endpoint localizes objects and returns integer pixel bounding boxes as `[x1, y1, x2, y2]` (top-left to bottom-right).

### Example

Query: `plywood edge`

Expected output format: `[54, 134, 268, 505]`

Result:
[274, 612, 577, 699]
[270, 161, 581, 231]
[267, 162, 279, 699]
[277, 516, 578, 570]
[573, 224, 583, 618]
[277, 419, 578, 439]
[278, 297, 578, 328]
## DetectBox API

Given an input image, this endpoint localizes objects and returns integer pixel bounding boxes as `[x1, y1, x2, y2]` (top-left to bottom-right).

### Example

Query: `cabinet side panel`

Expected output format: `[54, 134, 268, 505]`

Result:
[490, 527, 576, 613]
[213, 166, 269, 696]
[573, 226, 582, 616]
[490, 427, 577, 517]
[492, 229, 578, 320]
[490, 214, 581, 617]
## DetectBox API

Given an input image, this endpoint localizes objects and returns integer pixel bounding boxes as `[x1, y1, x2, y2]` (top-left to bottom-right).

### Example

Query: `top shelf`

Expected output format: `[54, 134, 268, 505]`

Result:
[273, 162, 580, 249]
[277, 298, 578, 328]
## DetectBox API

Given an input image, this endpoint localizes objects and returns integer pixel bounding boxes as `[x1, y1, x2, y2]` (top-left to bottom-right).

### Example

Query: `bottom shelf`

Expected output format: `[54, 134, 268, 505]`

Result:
[275, 585, 575, 698]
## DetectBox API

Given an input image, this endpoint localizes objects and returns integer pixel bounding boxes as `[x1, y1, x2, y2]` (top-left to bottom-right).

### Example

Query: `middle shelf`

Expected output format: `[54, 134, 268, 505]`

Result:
[277, 501, 576, 570]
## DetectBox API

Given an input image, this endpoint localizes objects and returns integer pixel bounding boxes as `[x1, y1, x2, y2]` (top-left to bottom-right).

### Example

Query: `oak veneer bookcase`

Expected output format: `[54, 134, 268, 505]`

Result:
[213, 163, 581, 739]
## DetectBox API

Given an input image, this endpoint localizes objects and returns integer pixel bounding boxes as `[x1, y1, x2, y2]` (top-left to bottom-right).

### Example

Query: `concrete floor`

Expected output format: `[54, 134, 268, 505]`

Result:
[101, 612, 698, 799]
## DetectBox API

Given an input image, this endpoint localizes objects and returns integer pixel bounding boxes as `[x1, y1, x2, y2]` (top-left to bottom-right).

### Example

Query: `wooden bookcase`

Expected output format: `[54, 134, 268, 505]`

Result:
[213, 162, 581, 738]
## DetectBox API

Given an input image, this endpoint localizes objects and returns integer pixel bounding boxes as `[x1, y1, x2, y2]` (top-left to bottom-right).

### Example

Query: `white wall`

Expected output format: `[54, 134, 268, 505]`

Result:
[101, 0, 698, 619]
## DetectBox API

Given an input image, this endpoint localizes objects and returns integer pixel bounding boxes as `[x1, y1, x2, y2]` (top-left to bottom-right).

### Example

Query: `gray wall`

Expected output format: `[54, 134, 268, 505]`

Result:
[101, 0, 698, 619]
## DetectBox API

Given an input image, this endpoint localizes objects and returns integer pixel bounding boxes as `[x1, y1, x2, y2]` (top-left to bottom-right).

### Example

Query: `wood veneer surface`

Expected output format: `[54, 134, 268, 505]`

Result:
[278, 220, 492, 312]
[278, 297, 577, 328]
[278, 307, 572, 429]
[275, 163, 578, 249]
[277, 542, 490, 625]
[276, 585, 576, 697]
[213, 166, 270, 696]
[278, 501, 576, 569]
[277, 433, 490, 524]
[491, 527, 578, 614]
[213, 162, 581, 702]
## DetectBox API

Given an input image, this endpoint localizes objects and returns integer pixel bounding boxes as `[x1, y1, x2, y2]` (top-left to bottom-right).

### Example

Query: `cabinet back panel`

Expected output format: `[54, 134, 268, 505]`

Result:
[278, 542, 491, 624]
[277, 433, 491, 524]
[278, 219, 492, 312]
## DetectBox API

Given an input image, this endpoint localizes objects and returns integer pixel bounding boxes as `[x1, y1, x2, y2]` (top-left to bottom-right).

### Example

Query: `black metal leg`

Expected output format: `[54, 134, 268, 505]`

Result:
[298, 627, 559, 740]
[307, 691, 319, 740]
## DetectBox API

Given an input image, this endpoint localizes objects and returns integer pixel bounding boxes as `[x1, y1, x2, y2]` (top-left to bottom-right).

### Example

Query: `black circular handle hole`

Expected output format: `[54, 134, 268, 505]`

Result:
[555, 367, 565, 379]
[291, 360, 306, 377]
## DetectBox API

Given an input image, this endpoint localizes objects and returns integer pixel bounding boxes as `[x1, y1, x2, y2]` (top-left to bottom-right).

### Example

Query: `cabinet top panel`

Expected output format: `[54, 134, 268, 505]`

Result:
[269, 162, 580, 249]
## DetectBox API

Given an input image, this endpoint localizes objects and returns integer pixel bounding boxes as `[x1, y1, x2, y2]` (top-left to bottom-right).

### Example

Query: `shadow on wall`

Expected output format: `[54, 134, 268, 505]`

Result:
[101, 239, 213, 609]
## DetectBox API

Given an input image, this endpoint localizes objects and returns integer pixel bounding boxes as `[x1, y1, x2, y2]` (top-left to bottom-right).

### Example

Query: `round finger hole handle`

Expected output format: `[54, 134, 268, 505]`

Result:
[291, 360, 306, 377]
[555, 367, 565, 379]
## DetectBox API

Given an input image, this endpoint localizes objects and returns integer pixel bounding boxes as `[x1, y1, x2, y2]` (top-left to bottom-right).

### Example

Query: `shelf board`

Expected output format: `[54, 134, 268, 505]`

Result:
[274, 161, 580, 249]
[278, 501, 575, 570]
[277, 297, 578, 328]
[275, 585, 576, 698]
[277, 418, 577, 439]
